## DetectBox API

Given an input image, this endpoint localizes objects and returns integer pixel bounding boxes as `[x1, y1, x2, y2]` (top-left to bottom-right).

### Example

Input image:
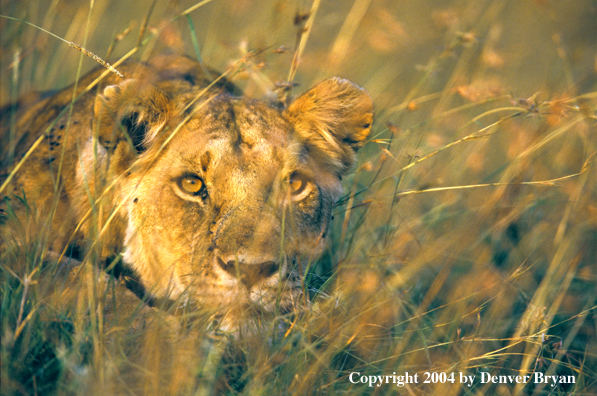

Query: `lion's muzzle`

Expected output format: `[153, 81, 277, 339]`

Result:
[216, 256, 280, 291]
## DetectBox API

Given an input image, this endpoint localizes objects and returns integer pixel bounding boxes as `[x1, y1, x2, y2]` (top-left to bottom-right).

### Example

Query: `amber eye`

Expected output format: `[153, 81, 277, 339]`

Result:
[289, 175, 304, 194]
[288, 172, 310, 199]
[180, 175, 204, 195]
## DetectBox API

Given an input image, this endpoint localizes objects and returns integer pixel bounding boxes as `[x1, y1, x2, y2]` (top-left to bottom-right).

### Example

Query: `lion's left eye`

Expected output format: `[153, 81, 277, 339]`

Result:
[180, 175, 205, 195]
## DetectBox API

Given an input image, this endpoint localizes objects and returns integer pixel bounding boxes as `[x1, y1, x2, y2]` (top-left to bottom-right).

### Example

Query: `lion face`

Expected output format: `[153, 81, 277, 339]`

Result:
[121, 97, 339, 322]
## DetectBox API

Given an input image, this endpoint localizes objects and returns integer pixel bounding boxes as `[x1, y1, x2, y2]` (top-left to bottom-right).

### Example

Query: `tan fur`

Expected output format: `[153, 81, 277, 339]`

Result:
[1, 55, 373, 329]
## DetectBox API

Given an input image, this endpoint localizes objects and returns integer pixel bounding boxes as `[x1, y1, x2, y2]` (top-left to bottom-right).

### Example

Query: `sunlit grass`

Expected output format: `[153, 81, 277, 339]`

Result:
[1, 0, 596, 395]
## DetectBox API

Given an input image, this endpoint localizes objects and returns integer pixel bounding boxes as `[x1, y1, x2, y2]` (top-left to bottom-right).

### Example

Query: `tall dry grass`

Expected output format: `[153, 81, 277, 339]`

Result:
[1, 0, 596, 395]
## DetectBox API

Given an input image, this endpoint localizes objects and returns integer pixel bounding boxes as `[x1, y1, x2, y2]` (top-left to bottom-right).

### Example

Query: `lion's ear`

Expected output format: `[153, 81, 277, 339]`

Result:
[93, 80, 173, 154]
[284, 77, 373, 176]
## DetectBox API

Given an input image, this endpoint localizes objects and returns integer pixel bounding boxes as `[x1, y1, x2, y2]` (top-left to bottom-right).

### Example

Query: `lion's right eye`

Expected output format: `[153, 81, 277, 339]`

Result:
[289, 173, 306, 195]
[287, 171, 312, 201]
[180, 175, 204, 195]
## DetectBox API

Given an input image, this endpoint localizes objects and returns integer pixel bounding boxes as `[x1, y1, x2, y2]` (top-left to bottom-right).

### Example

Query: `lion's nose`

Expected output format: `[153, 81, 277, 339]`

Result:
[217, 257, 279, 290]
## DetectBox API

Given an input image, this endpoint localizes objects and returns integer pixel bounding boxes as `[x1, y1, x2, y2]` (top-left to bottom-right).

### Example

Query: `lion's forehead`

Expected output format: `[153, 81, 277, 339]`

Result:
[186, 95, 292, 145]
[175, 96, 300, 171]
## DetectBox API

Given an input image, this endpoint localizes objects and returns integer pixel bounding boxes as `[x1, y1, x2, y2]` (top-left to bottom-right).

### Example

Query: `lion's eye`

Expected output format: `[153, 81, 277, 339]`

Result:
[180, 175, 204, 195]
[289, 176, 303, 194]
[288, 172, 311, 199]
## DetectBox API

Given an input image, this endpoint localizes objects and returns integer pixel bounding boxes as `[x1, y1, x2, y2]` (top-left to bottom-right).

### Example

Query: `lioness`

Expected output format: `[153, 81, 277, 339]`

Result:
[0, 55, 373, 328]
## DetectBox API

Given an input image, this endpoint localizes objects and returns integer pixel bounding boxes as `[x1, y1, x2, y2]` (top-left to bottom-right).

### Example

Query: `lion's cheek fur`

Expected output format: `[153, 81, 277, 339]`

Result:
[121, 222, 188, 300]
[121, 177, 192, 299]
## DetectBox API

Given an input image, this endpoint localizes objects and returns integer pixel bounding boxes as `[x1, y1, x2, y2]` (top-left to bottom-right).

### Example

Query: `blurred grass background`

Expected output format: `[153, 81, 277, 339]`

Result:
[1, 0, 596, 395]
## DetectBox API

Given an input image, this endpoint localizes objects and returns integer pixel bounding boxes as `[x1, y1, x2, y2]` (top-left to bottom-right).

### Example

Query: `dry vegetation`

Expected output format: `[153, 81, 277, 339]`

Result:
[1, 0, 596, 395]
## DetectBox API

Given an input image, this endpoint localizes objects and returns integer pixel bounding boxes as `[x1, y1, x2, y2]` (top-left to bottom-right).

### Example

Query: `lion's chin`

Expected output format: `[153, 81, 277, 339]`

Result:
[196, 291, 303, 336]
[206, 304, 280, 336]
